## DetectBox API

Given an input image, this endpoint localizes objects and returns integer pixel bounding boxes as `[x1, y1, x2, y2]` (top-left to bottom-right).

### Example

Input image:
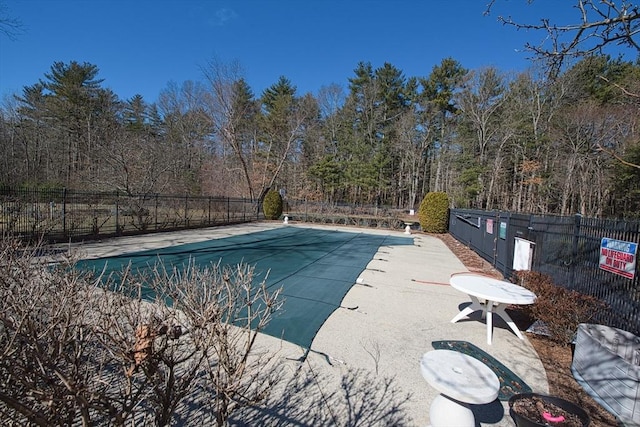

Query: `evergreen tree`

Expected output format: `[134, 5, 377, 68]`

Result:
[230, 78, 260, 199]
[419, 58, 467, 195]
[258, 76, 300, 192]
[40, 61, 109, 186]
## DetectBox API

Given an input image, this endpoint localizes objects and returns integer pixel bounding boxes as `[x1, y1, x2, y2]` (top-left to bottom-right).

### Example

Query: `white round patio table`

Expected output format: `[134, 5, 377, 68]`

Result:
[420, 349, 499, 427]
[450, 273, 536, 345]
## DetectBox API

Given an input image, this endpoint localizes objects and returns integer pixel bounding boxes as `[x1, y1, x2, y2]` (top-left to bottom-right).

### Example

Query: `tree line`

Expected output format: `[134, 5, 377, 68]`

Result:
[1, 55, 639, 218]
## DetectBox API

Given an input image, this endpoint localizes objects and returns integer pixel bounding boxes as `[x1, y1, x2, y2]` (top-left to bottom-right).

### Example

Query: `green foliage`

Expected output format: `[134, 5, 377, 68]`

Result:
[513, 271, 607, 344]
[342, 61, 416, 204]
[261, 76, 296, 113]
[418, 192, 450, 233]
[420, 57, 467, 114]
[458, 165, 483, 199]
[612, 143, 640, 218]
[308, 157, 344, 192]
[262, 189, 283, 220]
[562, 56, 638, 104]
[4, 56, 640, 213]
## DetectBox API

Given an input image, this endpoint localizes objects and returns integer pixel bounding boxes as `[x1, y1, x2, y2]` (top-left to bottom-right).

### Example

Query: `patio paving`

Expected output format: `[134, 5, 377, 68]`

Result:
[73, 221, 548, 426]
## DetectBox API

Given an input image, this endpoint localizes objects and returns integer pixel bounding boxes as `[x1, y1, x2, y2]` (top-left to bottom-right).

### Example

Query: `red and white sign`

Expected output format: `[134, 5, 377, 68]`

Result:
[599, 238, 637, 279]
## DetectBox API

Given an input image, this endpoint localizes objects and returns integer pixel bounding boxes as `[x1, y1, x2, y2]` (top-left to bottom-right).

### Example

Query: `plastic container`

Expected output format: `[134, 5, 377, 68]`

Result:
[509, 393, 589, 427]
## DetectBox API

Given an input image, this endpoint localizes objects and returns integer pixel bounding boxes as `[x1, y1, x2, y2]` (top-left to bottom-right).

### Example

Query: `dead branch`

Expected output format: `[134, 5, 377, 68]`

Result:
[595, 143, 640, 169]
[485, 1, 640, 77]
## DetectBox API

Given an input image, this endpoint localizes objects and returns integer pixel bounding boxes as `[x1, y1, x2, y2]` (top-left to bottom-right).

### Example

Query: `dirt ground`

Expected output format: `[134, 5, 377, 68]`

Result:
[436, 233, 620, 427]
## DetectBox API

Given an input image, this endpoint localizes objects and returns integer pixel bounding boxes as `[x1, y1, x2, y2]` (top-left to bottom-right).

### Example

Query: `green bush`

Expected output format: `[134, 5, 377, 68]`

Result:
[417, 192, 450, 233]
[513, 271, 607, 344]
[262, 190, 283, 220]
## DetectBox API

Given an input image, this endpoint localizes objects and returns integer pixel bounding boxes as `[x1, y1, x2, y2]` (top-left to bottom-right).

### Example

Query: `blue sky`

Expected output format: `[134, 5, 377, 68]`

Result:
[1, 1, 575, 103]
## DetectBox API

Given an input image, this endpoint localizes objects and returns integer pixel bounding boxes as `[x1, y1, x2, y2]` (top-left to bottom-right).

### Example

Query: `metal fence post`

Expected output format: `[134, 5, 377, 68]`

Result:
[184, 194, 188, 227]
[496, 211, 503, 276]
[570, 213, 582, 289]
[115, 192, 120, 236]
[155, 194, 159, 230]
[62, 188, 67, 238]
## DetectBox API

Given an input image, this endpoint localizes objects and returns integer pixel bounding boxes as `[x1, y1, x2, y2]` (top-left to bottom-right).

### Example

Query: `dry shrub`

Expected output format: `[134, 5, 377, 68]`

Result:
[0, 236, 284, 426]
[0, 236, 414, 426]
[513, 271, 607, 344]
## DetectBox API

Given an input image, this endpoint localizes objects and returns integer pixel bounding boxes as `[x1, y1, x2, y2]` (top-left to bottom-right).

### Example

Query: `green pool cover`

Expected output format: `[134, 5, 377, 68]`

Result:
[76, 227, 412, 349]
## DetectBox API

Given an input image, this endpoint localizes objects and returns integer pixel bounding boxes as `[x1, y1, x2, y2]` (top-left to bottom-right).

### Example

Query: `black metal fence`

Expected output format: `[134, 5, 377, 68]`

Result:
[449, 209, 640, 336]
[6, 188, 636, 334]
[0, 188, 262, 243]
[283, 199, 409, 230]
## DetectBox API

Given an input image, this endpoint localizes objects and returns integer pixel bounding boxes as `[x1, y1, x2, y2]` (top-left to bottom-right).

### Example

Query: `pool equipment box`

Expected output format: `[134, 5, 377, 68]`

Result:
[572, 323, 640, 426]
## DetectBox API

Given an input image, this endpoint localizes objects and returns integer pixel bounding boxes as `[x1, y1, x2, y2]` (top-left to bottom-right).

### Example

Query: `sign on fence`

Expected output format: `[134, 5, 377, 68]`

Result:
[513, 237, 535, 271]
[486, 218, 493, 234]
[599, 238, 638, 279]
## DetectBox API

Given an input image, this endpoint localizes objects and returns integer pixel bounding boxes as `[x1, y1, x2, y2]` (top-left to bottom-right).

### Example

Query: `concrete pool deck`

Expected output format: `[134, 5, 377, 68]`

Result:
[72, 222, 548, 426]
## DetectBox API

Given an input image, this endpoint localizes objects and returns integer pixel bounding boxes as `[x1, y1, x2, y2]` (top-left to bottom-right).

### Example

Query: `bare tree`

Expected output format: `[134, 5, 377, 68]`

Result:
[547, 100, 621, 216]
[486, 0, 640, 77]
[394, 108, 430, 209]
[504, 70, 558, 213]
[593, 74, 640, 171]
[201, 58, 260, 199]
[89, 258, 285, 426]
[258, 78, 316, 196]
[0, 2, 23, 40]
[455, 67, 510, 208]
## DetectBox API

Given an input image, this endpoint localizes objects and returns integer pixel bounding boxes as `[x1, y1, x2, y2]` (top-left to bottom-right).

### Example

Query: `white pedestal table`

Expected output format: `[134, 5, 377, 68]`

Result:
[449, 273, 536, 344]
[420, 349, 500, 427]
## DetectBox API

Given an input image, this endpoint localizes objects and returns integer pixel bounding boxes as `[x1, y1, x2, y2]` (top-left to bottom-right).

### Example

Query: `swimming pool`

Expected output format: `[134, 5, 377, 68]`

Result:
[76, 226, 413, 349]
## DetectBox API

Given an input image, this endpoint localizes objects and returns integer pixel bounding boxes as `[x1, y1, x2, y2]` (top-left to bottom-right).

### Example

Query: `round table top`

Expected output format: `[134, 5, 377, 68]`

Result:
[449, 273, 536, 305]
[420, 349, 500, 404]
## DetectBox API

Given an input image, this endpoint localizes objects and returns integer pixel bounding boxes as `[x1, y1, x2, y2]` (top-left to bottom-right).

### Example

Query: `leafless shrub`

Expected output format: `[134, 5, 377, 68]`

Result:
[513, 270, 608, 344]
[0, 237, 283, 426]
[361, 338, 382, 375]
[0, 237, 99, 425]
[0, 236, 412, 426]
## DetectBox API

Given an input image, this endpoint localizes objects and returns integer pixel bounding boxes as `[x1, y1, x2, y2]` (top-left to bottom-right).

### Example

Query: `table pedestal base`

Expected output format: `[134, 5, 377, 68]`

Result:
[429, 394, 475, 427]
[451, 296, 524, 344]
[404, 223, 412, 234]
